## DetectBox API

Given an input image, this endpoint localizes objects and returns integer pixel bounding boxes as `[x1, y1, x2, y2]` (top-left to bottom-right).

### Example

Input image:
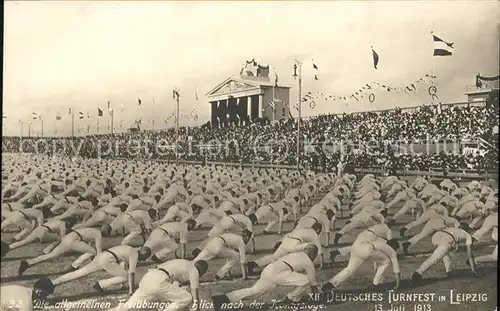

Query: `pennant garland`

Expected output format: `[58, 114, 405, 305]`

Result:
[190, 109, 199, 120]
[299, 73, 436, 106]
[165, 111, 176, 125]
[179, 109, 199, 120]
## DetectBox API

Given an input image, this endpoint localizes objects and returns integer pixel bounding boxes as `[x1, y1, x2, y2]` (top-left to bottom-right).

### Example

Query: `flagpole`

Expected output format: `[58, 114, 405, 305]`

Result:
[176, 95, 180, 165]
[431, 31, 435, 106]
[71, 109, 75, 138]
[152, 97, 155, 131]
[111, 110, 114, 135]
[296, 60, 302, 171]
[41, 117, 44, 137]
[272, 81, 276, 122]
[97, 114, 100, 135]
[28, 123, 31, 138]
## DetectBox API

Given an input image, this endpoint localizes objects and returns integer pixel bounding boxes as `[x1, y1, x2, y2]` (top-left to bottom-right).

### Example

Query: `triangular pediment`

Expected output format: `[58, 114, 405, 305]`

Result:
[206, 78, 260, 97]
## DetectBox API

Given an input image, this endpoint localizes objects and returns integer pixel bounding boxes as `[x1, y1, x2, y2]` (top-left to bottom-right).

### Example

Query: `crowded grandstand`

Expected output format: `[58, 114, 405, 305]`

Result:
[1, 2, 499, 311]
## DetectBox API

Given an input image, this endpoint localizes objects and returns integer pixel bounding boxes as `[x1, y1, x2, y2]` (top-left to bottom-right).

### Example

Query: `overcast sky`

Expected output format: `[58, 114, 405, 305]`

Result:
[3, 1, 499, 136]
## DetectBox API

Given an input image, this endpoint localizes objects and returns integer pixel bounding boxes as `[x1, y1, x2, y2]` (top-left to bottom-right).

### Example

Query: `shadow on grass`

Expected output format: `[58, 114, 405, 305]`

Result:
[0, 271, 65, 282]
[2, 250, 88, 262]
[47, 289, 126, 303]
[2, 255, 36, 262]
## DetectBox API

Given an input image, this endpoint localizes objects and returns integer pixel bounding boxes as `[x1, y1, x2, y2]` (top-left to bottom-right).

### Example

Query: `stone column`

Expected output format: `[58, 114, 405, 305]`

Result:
[258, 94, 263, 118]
[247, 96, 252, 120]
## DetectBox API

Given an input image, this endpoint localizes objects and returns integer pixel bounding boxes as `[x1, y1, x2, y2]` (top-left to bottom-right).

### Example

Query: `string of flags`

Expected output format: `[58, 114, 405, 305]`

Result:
[299, 73, 437, 109]
[180, 110, 199, 120]
[291, 33, 452, 110]
[165, 111, 176, 125]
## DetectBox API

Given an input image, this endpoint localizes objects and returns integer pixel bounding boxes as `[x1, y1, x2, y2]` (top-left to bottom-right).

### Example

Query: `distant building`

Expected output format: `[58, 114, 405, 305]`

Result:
[206, 61, 291, 127]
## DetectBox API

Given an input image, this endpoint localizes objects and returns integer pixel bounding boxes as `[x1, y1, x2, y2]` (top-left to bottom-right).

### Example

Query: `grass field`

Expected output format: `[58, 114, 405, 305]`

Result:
[1, 185, 497, 311]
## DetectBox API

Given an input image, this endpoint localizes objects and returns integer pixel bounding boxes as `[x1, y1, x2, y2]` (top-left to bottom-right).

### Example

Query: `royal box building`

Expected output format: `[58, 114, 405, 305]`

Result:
[206, 62, 291, 127]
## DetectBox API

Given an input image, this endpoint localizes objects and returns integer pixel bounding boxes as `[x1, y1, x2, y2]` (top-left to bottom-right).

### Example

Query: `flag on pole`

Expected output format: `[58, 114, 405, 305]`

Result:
[2, 113, 6, 119]
[195, 86, 199, 100]
[78, 112, 84, 119]
[138, 98, 142, 106]
[32, 112, 39, 120]
[173, 88, 180, 101]
[432, 33, 454, 56]
[273, 69, 279, 87]
[312, 62, 319, 80]
[98, 108, 103, 117]
[56, 115, 62, 120]
[371, 47, 379, 69]
[108, 101, 113, 114]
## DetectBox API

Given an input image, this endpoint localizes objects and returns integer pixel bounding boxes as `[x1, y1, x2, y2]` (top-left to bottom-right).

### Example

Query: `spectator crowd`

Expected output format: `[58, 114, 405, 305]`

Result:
[3, 102, 498, 174]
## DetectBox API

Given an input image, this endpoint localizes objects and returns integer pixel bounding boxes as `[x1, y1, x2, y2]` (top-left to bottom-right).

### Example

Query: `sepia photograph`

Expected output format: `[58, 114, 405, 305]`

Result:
[1, 1, 499, 311]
